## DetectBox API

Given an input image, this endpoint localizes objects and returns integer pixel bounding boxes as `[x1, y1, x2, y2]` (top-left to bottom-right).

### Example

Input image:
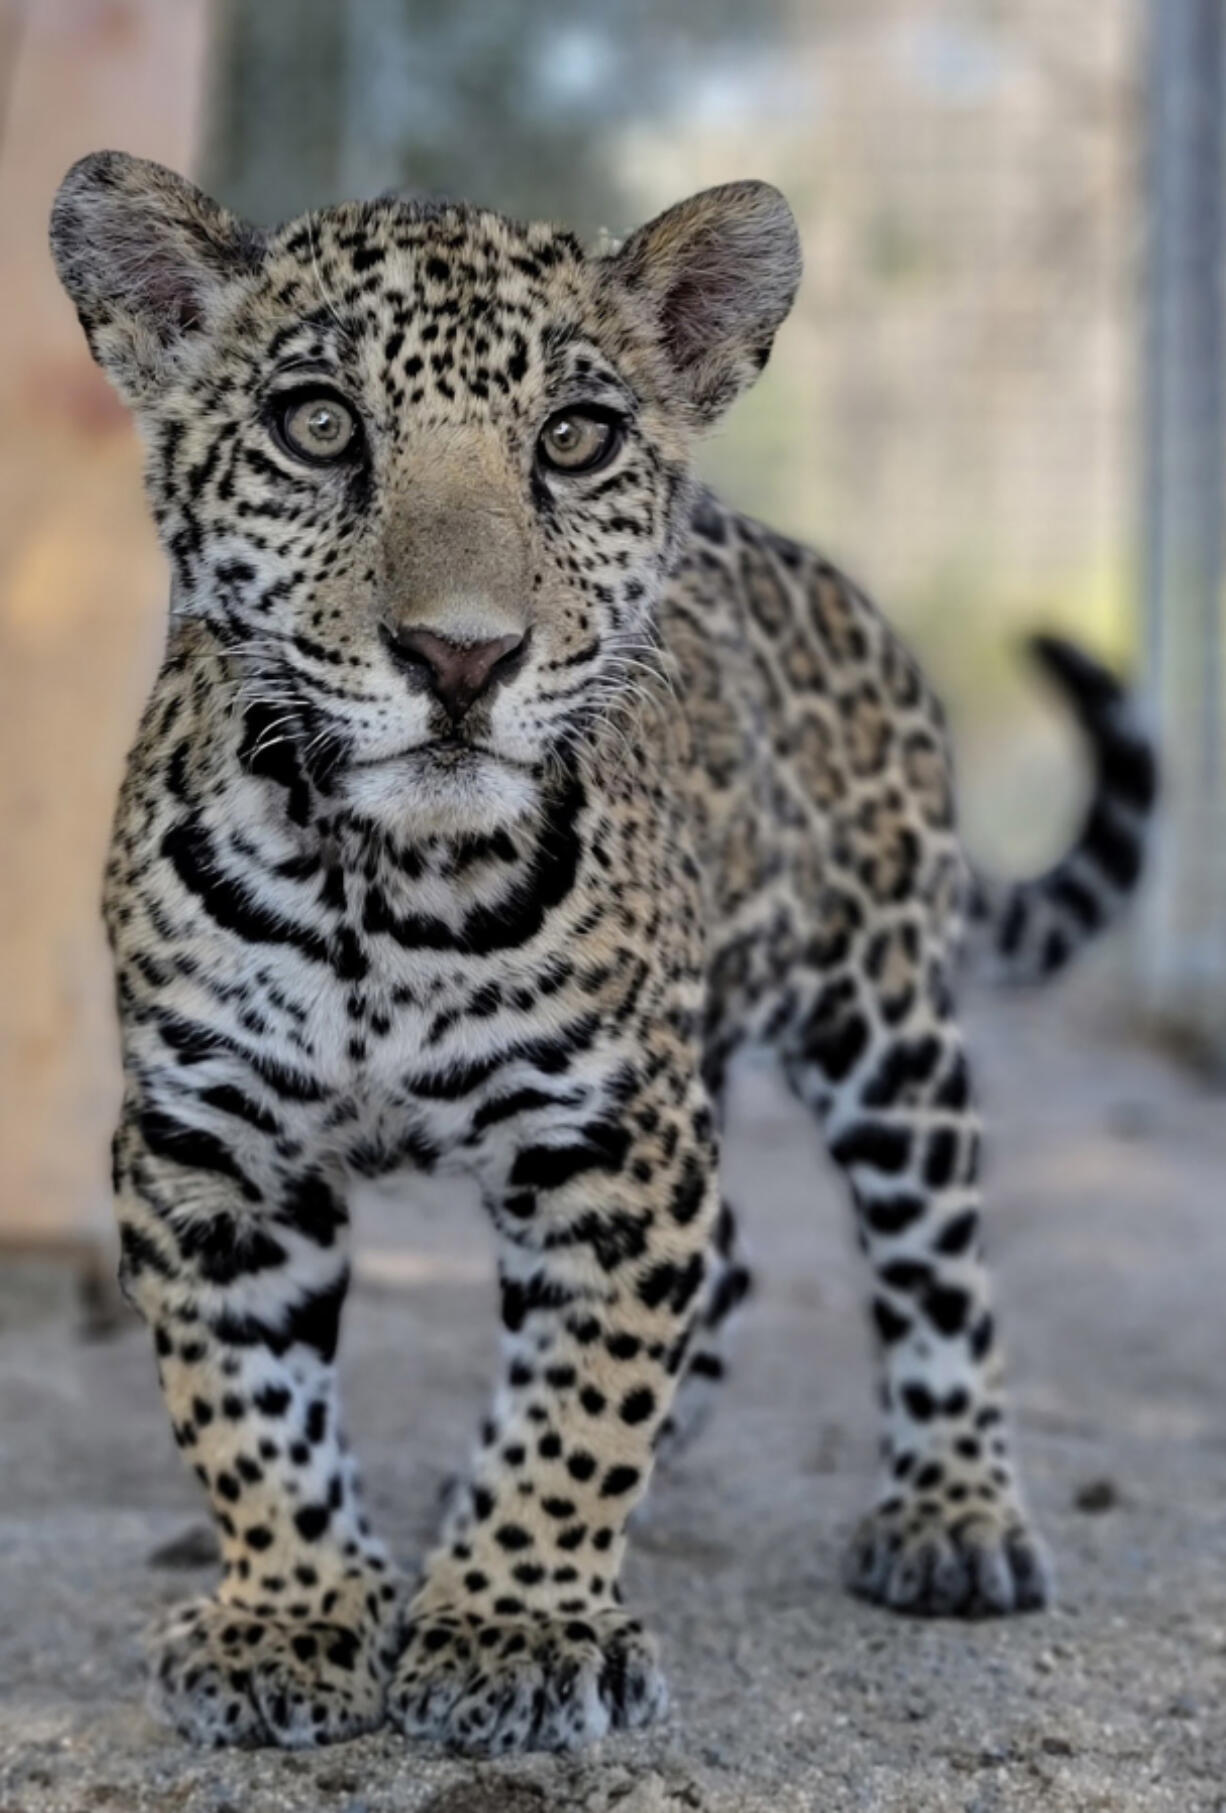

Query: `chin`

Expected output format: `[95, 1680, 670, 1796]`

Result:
[337, 746, 542, 837]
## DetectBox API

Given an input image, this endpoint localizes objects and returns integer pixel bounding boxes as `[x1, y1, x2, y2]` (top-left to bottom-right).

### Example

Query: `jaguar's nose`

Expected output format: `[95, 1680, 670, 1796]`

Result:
[381, 625, 529, 720]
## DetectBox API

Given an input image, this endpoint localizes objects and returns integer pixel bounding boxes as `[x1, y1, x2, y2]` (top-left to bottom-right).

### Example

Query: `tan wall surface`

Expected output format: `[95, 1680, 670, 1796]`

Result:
[0, 0, 211, 1240]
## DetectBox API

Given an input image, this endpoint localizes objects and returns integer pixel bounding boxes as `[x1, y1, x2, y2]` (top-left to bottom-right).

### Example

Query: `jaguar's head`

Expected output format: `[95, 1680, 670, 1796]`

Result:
[51, 151, 800, 833]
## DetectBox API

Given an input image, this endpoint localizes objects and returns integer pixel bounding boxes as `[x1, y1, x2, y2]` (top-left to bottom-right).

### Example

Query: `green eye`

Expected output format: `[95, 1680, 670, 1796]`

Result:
[537, 408, 622, 475]
[276, 392, 359, 463]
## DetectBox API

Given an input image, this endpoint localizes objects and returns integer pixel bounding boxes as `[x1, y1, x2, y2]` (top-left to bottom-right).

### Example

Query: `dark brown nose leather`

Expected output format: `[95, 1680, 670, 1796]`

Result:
[382, 625, 527, 719]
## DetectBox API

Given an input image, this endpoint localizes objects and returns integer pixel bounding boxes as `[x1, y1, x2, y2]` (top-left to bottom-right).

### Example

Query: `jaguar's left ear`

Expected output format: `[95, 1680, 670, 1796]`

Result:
[603, 181, 801, 425]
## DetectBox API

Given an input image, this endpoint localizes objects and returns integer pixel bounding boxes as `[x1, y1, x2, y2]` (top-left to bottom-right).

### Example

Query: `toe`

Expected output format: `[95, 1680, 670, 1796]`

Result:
[847, 1503, 1053, 1618]
[145, 1600, 385, 1749]
[600, 1622, 667, 1730]
[1006, 1525, 1054, 1611]
[388, 1609, 664, 1754]
[146, 1603, 267, 1747]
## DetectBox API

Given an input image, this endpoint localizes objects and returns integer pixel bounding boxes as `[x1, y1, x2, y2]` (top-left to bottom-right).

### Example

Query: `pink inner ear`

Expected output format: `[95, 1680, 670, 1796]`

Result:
[618, 187, 800, 410]
[140, 259, 205, 336]
[105, 209, 210, 340]
[660, 269, 714, 371]
[657, 222, 776, 386]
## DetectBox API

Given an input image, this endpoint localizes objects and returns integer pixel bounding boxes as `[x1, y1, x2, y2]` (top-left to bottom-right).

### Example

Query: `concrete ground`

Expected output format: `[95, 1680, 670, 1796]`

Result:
[1, 969, 1224, 1813]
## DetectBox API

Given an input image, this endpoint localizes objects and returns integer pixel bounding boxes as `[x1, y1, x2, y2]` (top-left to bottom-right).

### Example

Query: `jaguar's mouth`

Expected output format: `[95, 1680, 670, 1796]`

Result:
[421, 735, 486, 766]
[338, 732, 542, 835]
[348, 735, 528, 772]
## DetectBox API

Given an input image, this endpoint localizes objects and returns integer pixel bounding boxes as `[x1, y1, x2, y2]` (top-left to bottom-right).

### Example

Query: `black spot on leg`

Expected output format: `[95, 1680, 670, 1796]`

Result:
[806, 1011, 869, 1083]
[880, 1259, 932, 1293]
[285, 1275, 348, 1362]
[139, 1109, 263, 1209]
[861, 1036, 940, 1108]
[280, 1174, 346, 1246]
[872, 1297, 912, 1345]
[923, 1284, 970, 1337]
[901, 1382, 936, 1421]
[495, 1524, 533, 1551]
[669, 1153, 707, 1225]
[619, 1387, 656, 1424]
[294, 1504, 331, 1541]
[831, 1123, 912, 1175]
[637, 1252, 705, 1313]
[500, 1271, 573, 1333]
[935, 1053, 970, 1110]
[934, 1209, 979, 1255]
[509, 1123, 629, 1192]
[599, 1465, 640, 1498]
[924, 1128, 958, 1189]
[859, 1191, 926, 1236]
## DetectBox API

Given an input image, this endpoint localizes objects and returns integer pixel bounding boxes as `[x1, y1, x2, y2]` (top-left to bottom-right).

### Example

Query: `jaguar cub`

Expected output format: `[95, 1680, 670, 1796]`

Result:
[51, 152, 1155, 1754]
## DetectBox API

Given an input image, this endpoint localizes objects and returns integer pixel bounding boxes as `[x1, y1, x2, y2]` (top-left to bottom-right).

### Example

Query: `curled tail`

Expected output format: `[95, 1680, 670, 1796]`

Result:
[962, 634, 1158, 983]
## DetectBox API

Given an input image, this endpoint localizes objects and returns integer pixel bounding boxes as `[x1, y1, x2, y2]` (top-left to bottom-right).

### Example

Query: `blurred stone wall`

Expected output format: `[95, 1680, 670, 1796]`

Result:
[0, 0, 210, 1242]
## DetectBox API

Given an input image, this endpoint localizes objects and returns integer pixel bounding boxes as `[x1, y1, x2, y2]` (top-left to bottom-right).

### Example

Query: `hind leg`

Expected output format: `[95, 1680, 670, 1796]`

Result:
[653, 1197, 753, 1466]
[785, 941, 1051, 1616]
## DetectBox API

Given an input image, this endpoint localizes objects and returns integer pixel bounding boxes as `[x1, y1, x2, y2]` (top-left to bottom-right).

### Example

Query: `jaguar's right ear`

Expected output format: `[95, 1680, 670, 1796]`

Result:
[50, 150, 264, 406]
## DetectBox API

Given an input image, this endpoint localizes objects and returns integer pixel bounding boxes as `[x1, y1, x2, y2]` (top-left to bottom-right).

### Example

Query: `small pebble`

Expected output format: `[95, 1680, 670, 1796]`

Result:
[1073, 1478, 1121, 1514]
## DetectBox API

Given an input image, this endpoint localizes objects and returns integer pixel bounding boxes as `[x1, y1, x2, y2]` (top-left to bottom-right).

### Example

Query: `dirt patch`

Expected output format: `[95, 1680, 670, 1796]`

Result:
[1, 977, 1223, 1811]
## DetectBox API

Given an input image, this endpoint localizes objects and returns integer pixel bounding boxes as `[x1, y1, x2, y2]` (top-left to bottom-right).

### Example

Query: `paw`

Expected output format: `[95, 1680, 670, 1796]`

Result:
[146, 1595, 392, 1748]
[845, 1496, 1053, 1617]
[388, 1606, 666, 1754]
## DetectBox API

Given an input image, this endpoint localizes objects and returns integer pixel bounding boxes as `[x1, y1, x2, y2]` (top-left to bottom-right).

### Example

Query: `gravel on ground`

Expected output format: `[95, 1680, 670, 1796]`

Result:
[2, 969, 1224, 1812]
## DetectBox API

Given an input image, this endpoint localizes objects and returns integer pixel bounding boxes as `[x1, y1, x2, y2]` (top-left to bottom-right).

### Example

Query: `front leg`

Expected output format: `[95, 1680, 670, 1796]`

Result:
[389, 1076, 718, 1754]
[113, 1110, 403, 1747]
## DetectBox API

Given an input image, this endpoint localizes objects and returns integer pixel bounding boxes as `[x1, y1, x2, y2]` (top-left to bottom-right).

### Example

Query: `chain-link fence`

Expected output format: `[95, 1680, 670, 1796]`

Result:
[1139, 0, 1226, 1064]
